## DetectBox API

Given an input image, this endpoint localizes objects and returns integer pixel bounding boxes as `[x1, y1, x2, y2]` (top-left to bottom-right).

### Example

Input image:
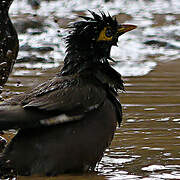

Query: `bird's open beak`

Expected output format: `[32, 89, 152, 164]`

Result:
[117, 24, 137, 36]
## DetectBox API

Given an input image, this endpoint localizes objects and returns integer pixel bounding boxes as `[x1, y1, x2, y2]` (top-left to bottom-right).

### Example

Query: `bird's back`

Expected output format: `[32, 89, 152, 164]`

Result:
[1, 97, 117, 176]
[0, 71, 119, 176]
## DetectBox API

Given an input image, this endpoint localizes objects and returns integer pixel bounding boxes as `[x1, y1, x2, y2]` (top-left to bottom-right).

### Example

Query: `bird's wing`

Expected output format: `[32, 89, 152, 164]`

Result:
[0, 76, 106, 130]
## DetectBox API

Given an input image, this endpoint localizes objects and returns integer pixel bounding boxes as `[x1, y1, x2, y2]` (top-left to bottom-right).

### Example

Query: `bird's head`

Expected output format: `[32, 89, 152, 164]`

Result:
[61, 11, 136, 77]
[65, 11, 136, 63]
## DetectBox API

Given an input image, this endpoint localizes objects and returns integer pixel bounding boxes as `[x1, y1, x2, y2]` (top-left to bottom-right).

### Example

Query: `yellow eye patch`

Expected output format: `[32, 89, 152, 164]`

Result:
[97, 27, 113, 41]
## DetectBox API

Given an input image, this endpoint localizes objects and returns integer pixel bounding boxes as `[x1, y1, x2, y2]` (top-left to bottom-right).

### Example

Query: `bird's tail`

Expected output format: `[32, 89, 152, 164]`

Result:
[0, 103, 60, 130]
[0, 104, 41, 130]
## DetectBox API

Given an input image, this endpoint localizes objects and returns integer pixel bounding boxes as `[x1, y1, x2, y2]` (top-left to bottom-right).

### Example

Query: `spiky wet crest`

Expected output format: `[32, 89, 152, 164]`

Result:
[59, 11, 125, 95]
[60, 11, 120, 75]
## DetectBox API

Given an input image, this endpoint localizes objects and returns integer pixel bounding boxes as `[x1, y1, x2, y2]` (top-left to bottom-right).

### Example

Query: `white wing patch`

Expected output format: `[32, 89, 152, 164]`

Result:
[40, 114, 84, 125]
[87, 104, 99, 111]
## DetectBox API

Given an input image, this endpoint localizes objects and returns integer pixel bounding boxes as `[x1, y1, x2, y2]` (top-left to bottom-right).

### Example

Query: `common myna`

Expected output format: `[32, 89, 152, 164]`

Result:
[0, 11, 136, 177]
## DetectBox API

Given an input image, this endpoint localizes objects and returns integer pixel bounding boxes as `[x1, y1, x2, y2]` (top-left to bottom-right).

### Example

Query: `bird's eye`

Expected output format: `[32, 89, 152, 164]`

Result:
[105, 28, 113, 37]
[97, 27, 113, 41]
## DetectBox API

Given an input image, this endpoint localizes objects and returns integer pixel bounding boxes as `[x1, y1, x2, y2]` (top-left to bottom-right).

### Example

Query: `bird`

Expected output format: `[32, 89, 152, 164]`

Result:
[0, 0, 19, 91]
[0, 11, 136, 177]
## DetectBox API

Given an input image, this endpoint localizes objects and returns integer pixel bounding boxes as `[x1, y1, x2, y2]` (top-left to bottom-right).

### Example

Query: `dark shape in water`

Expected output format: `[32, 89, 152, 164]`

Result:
[0, 0, 19, 89]
[0, 11, 136, 177]
[17, 55, 49, 63]
[144, 39, 180, 50]
[28, 0, 40, 10]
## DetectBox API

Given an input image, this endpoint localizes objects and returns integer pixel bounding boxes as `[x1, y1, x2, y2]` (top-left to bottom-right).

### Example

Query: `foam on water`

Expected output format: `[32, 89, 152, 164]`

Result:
[9, 0, 180, 76]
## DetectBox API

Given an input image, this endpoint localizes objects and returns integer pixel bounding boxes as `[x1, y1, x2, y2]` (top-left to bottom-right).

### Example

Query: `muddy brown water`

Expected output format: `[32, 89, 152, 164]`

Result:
[0, 59, 179, 180]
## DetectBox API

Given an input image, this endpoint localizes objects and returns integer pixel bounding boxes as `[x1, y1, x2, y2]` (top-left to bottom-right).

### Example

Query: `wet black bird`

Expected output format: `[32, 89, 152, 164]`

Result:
[0, 0, 19, 89]
[0, 11, 136, 177]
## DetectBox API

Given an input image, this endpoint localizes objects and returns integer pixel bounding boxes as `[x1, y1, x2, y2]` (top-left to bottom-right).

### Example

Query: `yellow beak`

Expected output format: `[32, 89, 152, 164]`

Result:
[117, 24, 137, 35]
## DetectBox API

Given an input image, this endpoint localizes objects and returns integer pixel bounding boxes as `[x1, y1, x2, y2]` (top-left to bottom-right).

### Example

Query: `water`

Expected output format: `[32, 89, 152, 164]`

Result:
[10, 0, 180, 76]
[1, 0, 180, 179]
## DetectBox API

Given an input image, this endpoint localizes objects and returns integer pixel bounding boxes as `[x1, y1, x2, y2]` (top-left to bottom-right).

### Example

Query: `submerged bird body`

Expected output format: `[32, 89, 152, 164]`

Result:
[0, 0, 19, 88]
[0, 11, 136, 177]
[2, 89, 117, 175]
